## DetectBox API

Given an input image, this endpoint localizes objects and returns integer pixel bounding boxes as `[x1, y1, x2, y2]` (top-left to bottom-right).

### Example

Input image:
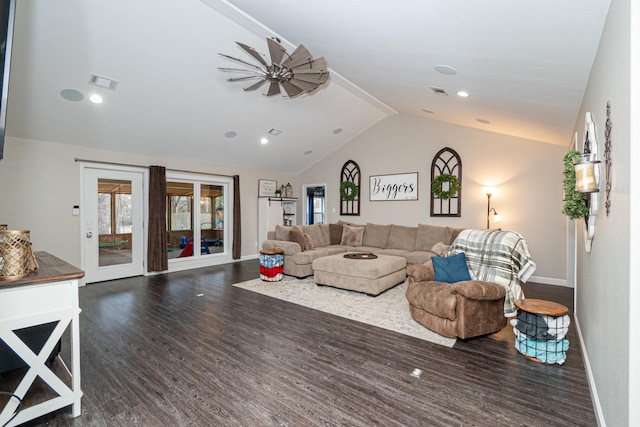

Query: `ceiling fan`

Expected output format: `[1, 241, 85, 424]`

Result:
[218, 37, 329, 98]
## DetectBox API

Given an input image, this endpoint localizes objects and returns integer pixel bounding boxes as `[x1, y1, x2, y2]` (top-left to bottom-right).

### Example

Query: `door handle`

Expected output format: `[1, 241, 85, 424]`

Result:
[86, 232, 93, 238]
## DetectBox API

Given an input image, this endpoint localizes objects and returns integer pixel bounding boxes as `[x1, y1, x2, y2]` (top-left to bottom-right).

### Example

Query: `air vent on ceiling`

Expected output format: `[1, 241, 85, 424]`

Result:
[430, 86, 448, 96]
[89, 74, 119, 91]
[268, 128, 282, 136]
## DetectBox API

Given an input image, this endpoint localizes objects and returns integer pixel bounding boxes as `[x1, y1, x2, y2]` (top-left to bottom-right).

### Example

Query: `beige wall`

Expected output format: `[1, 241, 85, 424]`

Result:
[0, 136, 298, 267]
[300, 114, 568, 282]
[573, 0, 634, 425]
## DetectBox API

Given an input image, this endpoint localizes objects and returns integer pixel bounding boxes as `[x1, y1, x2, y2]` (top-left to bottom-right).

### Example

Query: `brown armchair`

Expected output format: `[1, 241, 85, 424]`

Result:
[406, 262, 507, 339]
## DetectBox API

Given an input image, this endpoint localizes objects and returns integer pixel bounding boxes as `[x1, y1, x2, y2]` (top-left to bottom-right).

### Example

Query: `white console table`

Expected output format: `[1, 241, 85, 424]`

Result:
[0, 252, 84, 426]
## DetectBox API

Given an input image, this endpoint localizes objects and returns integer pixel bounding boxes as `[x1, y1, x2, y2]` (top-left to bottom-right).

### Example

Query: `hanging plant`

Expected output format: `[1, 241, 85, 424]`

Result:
[431, 174, 460, 200]
[340, 181, 358, 201]
[562, 149, 589, 219]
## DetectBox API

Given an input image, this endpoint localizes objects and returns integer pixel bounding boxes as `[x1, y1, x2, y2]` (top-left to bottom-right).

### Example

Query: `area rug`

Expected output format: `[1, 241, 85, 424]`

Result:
[233, 276, 456, 348]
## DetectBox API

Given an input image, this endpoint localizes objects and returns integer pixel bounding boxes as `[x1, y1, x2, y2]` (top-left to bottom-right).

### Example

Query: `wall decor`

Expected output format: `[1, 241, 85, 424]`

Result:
[579, 112, 601, 253]
[604, 101, 612, 216]
[369, 172, 418, 201]
[340, 160, 360, 216]
[431, 147, 462, 217]
[258, 179, 277, 197]
[562, 149, 589, 219]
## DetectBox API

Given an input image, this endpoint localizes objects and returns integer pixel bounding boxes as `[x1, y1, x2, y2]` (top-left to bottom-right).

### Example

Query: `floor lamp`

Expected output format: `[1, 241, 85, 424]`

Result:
[484, 187, 502, 229]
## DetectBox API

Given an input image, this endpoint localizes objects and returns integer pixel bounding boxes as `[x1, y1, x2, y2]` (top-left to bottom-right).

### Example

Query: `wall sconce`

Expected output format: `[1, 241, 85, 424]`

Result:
[484, 187, 502, 229]
[573, 153, 600, 193]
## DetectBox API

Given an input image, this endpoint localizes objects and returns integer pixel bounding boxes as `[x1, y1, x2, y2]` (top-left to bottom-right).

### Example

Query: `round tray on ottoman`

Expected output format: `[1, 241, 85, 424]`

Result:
[343, 253, 377, 260]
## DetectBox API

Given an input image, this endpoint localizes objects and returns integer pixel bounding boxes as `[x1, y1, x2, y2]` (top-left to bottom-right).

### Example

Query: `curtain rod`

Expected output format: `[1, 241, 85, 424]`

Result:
[74, 158, 235, 179]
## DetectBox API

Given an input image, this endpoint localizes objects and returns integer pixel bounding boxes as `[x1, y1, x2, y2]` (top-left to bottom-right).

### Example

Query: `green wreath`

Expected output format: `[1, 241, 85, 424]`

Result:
[340, 181, 358, 201]
[431, 174, 460, 200]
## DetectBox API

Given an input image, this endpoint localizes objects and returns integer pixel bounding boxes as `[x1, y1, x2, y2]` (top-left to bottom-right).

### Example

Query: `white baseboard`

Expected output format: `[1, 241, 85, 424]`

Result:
[574, 316, 606, 427]
[529, 275, 568, 286]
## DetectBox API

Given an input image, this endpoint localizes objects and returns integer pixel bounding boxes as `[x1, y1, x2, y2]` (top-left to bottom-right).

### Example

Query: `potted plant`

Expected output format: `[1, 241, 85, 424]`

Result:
[562, 150, 589, 219]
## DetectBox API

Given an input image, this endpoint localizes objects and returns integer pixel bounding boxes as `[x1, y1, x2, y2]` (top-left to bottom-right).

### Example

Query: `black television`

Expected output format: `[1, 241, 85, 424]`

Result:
[0, 0, 16, 161]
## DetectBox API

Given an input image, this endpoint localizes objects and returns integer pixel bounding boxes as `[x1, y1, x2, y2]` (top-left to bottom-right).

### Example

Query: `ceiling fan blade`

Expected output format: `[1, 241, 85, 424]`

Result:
[226, 76, 262, 82]
[282, 44, 313, 69]
[281, 81, 304, 98]
[266, 37, 286, 65]
[290, 73, 328, 85]
[292, 57, 327, 73]
[266, 81, 281, 96]
[218, 53, 265, 72]
[287, 78, 320, 92]
[243, 79, 268, 92]
[236, 42, 269, 67]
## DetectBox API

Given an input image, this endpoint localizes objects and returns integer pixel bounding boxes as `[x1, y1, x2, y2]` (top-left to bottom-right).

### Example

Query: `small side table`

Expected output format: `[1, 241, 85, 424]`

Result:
[259, 248, 284, 282]
[513, 299, 570, 365]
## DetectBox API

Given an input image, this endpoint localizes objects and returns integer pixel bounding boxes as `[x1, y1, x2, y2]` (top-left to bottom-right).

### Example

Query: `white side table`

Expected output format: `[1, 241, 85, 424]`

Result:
[0, 252, 84, 426]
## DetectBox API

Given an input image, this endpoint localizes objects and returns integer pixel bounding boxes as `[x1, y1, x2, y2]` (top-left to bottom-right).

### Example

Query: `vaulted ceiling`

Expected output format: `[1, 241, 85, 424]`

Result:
[6, 0, 611, 174]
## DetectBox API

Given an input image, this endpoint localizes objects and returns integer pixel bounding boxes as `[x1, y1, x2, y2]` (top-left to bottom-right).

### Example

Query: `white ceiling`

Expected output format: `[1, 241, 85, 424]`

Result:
[6, 0, 611, 174]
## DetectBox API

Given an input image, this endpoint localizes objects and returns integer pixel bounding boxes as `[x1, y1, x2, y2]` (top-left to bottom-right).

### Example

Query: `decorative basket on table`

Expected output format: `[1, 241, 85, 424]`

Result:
[0, 230, 39, 280]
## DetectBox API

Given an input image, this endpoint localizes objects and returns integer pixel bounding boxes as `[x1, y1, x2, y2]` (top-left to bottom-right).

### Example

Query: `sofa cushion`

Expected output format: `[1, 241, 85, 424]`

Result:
[275, 224, 292, 241]
[303, 233, 315, 251]
[432, 252, 472, 283]
[340, 224, 365, 247]
[329, 223, 343, 245]
[302, 224, 327, 247]
[319, 224, 331, 247]
[415, 224, 452, 251]
[289, 226, 305, 251]
[387, 225, 417, 251]
[362, 223, 391, 248]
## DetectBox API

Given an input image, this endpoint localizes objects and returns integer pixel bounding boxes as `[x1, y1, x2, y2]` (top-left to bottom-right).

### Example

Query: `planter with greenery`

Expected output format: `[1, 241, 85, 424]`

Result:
[562, 149, 589, 219]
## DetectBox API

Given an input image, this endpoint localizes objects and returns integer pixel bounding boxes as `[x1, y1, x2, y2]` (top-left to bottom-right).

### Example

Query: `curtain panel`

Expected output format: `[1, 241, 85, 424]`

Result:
[148, 166, 168, 271]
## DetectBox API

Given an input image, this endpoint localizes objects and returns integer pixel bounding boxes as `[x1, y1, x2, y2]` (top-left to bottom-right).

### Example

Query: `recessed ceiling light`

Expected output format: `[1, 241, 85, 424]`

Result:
[421, 109, 434, 114]
[303, 150, 312, 155]
[434, 65, 457, 75]
[476, 118, 491, 124]
[457, 91, 469, 98]
[260, 137, 268, 144]
[224, 131, 237, 138]
[332, 128, 343, 135]
[89, 94, 103, 104]
[60, 88, 84, 102]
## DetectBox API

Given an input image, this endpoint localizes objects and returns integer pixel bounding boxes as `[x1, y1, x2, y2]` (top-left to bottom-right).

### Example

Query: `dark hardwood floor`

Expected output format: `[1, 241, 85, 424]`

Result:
[2, 260, 595, 426]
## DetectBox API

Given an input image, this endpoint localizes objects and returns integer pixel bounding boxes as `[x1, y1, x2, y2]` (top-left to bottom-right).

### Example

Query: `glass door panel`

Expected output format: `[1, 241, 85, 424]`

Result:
[98, 179, 133, 267]
[200, 184, 224, 255]
[167, 181, 194, 259]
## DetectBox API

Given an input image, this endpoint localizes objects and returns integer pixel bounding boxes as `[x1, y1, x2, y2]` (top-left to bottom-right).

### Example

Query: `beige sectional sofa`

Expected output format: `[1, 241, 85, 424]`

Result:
[262, 222, 463, 278]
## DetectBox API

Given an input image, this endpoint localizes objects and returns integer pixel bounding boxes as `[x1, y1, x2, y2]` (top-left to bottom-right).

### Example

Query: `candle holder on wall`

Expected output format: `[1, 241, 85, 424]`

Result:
[577, 112, 600, 253]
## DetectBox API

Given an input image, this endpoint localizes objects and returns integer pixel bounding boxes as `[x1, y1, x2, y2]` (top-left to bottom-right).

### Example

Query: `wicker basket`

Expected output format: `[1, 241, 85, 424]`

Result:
[0, 230, 39, 280]
[0, 224, 7, 231]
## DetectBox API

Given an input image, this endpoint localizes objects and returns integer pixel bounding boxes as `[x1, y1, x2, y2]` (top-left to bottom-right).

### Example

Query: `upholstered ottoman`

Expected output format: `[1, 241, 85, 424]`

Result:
[312, 253, 407, 296]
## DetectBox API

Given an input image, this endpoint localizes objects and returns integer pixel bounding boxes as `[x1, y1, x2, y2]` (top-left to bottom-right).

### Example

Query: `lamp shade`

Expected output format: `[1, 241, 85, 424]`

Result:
[574, 153, 600, 193]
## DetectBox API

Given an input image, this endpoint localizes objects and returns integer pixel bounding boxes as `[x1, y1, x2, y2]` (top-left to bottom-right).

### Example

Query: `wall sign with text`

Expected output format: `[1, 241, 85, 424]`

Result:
[369, 172, 418, 201]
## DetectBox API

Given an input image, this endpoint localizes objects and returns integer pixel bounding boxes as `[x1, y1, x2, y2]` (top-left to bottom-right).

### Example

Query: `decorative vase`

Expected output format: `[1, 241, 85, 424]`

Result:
[285, 182, 293, 198]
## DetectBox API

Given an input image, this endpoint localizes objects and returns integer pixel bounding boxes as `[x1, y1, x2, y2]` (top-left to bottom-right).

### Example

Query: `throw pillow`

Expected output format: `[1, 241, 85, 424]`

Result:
[329, 223, 343, 245]
[288, 226, 305, 251]
[431, 252, 472, 283]
[431, 241, 451, 257]
[340, 224, 365, 247]
[303, 233, 315, 251]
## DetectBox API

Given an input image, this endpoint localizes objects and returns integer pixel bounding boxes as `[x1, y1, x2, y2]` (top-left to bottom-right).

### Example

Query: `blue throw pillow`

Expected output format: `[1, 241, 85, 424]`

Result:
[431, 252, 472, 283]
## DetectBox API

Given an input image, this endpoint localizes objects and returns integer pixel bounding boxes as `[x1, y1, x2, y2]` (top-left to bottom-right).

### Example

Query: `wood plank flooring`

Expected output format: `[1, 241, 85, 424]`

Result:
[3, 260, 596, 426]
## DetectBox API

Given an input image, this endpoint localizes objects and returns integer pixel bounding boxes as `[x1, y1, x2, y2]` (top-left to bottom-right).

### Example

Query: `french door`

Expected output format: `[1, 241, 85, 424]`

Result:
[82, 167, 145, 283]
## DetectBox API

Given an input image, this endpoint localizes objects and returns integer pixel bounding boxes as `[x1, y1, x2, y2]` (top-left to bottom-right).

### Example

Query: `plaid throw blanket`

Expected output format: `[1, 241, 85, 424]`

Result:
[448, 229, 536, 315]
